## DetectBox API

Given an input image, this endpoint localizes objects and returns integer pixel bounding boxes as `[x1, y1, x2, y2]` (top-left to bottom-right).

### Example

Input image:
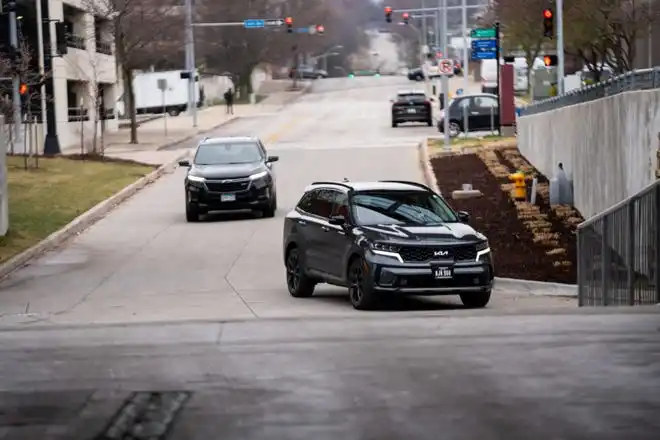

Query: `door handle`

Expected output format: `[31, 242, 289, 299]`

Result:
[297, 220, 307, 225]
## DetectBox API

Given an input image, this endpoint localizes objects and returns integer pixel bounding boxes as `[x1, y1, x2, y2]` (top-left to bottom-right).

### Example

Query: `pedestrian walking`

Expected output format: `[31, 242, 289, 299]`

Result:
[223, 88, 234, 114]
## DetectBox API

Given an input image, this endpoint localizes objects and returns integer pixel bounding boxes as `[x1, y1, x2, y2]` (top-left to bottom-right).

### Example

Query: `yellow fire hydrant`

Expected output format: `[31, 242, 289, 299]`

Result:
[509, 171, 527, 201]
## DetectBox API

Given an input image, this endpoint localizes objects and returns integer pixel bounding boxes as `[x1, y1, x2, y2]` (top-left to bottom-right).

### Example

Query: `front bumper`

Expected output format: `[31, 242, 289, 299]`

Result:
[364, 250, 493, 295]
[186, 180, 273, 211]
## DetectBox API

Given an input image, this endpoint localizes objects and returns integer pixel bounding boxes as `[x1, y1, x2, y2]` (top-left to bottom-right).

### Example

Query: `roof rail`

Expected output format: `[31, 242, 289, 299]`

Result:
[310, 181, 353, 190]
[379, 180, 432, 191]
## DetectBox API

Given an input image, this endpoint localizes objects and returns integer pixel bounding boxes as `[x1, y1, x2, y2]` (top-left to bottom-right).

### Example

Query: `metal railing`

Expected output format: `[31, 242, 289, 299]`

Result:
[520, 67, 660, 116]
[577, 179, 660, 306]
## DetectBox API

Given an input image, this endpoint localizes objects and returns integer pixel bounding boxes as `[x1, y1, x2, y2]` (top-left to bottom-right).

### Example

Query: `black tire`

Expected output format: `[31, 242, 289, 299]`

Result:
[186, 201, 199, 222]
[286, 247, 316, 298]
[348, 257, 378, 310]
[391, 119, 397, 127]
[427, 117, 433, 126]
[168, 108, 181, 117]
[460, 290, 492, 308]
[262, 196, 277, 218]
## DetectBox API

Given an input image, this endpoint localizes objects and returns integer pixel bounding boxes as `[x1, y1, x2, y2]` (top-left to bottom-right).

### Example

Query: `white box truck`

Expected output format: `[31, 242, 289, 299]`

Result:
[132, 70, 201, 117]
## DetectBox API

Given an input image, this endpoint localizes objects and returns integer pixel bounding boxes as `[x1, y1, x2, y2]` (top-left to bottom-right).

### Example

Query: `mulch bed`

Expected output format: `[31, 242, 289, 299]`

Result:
[430, 147, 584, 284]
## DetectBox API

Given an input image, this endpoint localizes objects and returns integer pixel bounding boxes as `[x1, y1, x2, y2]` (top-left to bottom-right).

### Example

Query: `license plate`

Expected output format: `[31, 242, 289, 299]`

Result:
[220, 194, 236, 202]
[433, 267, 452, 279]
[407, 108, 416, 113]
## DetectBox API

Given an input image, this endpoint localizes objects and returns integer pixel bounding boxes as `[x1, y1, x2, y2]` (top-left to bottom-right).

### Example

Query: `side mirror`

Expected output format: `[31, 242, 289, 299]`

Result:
[328, 215, 346, 226]
[178, 160, 190, 167]
[457, 211, 470, 223]
[266, 156, 279, 163]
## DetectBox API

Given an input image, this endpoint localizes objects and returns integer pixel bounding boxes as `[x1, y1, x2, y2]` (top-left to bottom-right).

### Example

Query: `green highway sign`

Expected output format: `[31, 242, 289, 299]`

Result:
[470, 28, 496, 39]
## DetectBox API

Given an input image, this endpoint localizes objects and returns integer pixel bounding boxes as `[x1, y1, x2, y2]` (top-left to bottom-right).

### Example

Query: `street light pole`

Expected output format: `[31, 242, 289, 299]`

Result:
[41, 0, 60, 155]
[461, 0, 469, 137]
[35, 0, 47, 140]
[441, 0, 450, 150]
[184, 0, 197, 127]
[556, 0, 564, 94]
[8, 1, 23, 152]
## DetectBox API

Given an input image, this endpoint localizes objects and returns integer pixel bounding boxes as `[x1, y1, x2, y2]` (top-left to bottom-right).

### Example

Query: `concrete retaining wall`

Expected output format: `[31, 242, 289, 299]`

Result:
[517, 89, 660, 219]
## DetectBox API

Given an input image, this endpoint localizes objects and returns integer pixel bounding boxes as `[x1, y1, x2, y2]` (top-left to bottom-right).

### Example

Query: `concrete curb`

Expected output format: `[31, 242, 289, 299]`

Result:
[416, 138, 578, 298]
[417, 140, 440, 193]
[156, 115, 240, 151]
[0, 151, 190, 281]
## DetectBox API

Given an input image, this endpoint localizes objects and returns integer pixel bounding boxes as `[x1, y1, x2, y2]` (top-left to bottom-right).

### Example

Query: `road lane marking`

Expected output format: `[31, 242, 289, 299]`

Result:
[264, 114, 307, 144]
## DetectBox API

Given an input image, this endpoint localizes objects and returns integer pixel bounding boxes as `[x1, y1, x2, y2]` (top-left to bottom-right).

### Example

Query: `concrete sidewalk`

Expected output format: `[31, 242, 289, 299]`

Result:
[62, 86, 311, 166]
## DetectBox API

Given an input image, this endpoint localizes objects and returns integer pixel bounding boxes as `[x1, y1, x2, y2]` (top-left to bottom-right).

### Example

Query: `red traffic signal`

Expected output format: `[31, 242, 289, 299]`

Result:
[385, 6, 392, 23]
[402, 12, 409, 24]
[543, 8, 553, 37]
[543, 55, 557, 66]
[19, 83, 27, 95]
[285, 16, 293, 33]
[285, 16, 293, 24]
[316, 24, 324, 34]
[543, 9, 552, 19]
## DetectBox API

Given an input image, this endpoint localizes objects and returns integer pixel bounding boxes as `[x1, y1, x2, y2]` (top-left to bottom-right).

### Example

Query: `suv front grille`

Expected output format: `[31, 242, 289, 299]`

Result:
[205, 179, 250, 192]
[399, 245, 477, 262]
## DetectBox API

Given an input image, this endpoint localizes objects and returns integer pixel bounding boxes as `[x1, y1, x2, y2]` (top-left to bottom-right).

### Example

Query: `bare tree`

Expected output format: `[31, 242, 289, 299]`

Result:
[85, 0, 182, 144]
[0, 41, 51, 164]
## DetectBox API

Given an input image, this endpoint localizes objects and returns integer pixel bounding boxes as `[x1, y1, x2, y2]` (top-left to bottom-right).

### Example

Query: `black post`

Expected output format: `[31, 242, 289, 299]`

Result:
[41, 0, 60, 155]
[494, 21, 501, 137]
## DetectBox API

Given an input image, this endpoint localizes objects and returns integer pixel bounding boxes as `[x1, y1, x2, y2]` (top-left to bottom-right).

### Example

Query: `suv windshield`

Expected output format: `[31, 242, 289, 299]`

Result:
[398, 93, 426, 102]
[194, 142, 262, 165]
[351, 191, 458, 226]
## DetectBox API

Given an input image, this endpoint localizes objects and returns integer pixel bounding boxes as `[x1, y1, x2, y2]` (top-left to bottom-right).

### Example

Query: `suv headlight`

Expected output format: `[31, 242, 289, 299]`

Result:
[188, 175, 205, 183]
[371, 242, 400, 253]
[475, 241, 490, 261]
[249, 170, 268, 180]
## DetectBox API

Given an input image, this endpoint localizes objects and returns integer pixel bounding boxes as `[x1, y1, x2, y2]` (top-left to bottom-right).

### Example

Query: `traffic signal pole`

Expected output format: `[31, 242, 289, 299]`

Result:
[7, 1, 23, 151]
[183, 0, 197, 128]
[556, 0, 565, 94]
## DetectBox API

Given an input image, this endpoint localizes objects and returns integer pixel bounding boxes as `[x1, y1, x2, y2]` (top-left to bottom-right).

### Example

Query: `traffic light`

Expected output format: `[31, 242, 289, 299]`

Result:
[316, 24, 324, 35]
[543, 55, 557, 66]
[285, 16, 293, 33]
[402, 12, 409, 24]
[543, 8, 553, 38]
[384, 6, 392, 23]
[19, 83, 27, 95]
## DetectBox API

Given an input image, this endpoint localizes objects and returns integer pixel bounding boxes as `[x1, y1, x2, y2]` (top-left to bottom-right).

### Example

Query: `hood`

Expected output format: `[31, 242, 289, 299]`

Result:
[190, 162, 263, 179]
[358, 223, 485, 244]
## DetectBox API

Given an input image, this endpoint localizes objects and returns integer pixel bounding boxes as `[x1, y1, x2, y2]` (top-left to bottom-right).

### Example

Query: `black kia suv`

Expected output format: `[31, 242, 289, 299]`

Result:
[282, 180, 493, 310]
[391, 90, 433, 127]
[178, 136, 279, 221]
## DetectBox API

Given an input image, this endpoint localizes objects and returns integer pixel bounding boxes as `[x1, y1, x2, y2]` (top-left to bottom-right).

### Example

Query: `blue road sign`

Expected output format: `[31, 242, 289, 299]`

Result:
[244, 19, 265, 28]
[471, 39, 496, 50]
[456, 88, 464, 95]
[472, 50, 497, 60]
[295, 27, 308, 33]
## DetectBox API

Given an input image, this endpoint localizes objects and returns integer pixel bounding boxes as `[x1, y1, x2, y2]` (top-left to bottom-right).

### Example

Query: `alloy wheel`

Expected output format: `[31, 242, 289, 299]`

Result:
[349, 263, 364, 304]
[286, 251, 300, 292]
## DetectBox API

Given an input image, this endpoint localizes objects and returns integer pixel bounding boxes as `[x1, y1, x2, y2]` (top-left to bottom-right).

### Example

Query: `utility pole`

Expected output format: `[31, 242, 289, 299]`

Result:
[461, 0, 469, 138]
[441, 0, 449, 150]
[42, 0, 60, 155]
[7, 1, 23, 152]
[556, 0, 564, 95]
[422, 0, 427, 49]
[184, 0, 197, 127]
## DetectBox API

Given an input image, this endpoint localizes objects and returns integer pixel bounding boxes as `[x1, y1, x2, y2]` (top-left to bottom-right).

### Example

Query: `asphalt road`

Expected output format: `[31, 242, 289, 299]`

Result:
[0, 75, 574, 327]
[0, 313, 658, 439]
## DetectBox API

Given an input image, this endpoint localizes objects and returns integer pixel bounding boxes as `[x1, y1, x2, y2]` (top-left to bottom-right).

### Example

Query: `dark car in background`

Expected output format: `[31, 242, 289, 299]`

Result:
[391, 90, 433, 127]
[437, 93, 500, 137]
[290, 65, 328, 79]
[282, 180, 493, 310]
[407, 67, 425, 81]
[178, 136, 279, 221]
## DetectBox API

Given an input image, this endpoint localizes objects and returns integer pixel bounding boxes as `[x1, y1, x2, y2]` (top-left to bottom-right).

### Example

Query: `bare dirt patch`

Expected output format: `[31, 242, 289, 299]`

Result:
[430, 147, 584, 284]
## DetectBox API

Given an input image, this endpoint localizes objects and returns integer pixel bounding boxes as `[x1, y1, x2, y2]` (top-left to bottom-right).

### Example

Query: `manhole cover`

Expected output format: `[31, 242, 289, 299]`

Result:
[95, 391, 190, 439]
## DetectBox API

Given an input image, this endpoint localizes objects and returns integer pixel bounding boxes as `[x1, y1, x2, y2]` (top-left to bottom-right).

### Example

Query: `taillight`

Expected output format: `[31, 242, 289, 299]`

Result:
[424, 100, 430, 105]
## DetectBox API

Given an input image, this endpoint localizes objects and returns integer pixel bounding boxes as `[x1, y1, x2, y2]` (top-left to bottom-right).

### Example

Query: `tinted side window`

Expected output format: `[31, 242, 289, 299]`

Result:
[296, 190, 316, 213]
[309, 189, 335, 218]
[331, 192, 349, 218]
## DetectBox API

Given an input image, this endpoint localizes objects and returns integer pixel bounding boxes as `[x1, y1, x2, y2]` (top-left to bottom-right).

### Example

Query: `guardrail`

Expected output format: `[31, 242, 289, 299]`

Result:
[577, 179, 660, 306]
[520, 67, 660, 116]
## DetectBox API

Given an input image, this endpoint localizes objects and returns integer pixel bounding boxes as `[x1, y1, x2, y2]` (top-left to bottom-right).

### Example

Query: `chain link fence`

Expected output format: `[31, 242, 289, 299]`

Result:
[577, 180, 660, 306]
[520, 67, 660, 116]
